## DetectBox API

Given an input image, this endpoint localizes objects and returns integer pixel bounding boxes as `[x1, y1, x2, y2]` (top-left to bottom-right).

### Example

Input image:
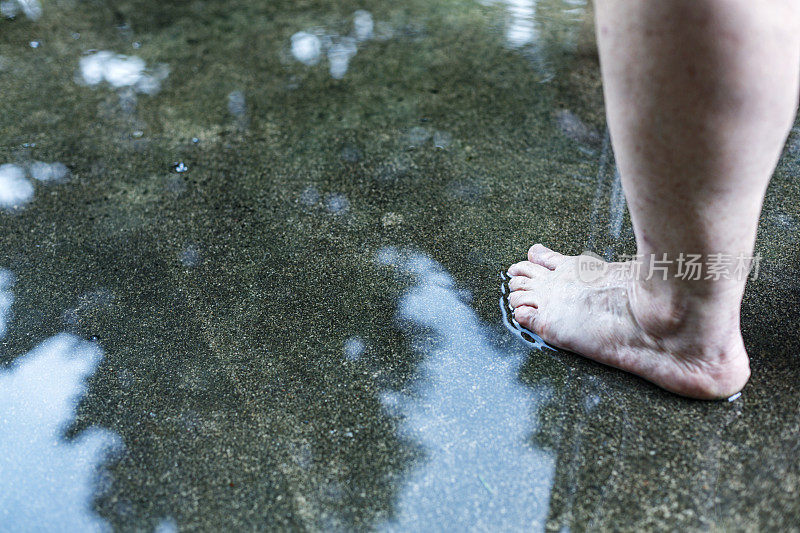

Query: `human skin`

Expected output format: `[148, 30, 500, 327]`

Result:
[507, 0, 800, 399]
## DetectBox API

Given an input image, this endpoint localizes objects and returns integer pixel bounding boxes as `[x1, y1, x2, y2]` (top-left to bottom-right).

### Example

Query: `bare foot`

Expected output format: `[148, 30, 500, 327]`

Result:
[507, 244, 751, 399]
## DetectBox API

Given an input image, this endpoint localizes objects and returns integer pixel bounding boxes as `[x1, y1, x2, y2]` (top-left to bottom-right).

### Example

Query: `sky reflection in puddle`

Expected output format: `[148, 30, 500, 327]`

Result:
[377, 249, 555, 531]
[0, 273, 121, 531]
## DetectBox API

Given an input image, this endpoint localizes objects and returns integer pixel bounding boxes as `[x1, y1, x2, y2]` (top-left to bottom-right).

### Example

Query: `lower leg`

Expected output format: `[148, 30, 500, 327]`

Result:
[507, 0, 800, 398]
[598, 0, 800, 326]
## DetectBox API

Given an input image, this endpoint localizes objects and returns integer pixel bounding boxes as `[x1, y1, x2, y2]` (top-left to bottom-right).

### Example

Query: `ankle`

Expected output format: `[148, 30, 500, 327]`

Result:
[627, 273, 744, 348]
[626, 275, 688, 338]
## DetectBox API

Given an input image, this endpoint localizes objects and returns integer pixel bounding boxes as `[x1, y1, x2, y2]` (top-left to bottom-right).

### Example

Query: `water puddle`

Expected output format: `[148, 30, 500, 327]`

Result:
[288, 9, 385, 80]
[0, 163, 34, 209]
[0, 271, 122, 531]
[481, 0, 591, 79]
[78, 51, 169, 95]
[1, 0, 42, 20]
[376, 249, 555, 531]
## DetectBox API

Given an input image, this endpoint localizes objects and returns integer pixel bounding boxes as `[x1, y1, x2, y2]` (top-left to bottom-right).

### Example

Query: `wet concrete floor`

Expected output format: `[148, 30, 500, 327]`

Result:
[1, 0, 799, 530]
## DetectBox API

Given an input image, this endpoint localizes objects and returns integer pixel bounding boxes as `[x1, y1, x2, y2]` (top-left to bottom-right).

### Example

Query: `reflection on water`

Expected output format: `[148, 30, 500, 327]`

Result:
[0, 160, 69, 210]
[291, 31, 323, 66]
[0, 163, 34, 209]
[377, 249, 555, 531]
[288, 9, 383, 79]
[29, 160, 69, 183]
[0, 269, 12, 340]
[0, 277, 120, 531]
[502, 0, 538, 48]
[1, 0, 41, 21]
[353, 10, 375, 42]
[78, 51, 169, 95]
[482, 0, 591, 80]
[0, 337, 120, 530]
[1, 0, 798, 529]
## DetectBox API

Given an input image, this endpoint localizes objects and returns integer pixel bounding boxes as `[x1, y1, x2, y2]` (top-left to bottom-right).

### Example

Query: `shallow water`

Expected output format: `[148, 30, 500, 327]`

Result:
[377, 248, 555, 531]
[1, 0, 800, 530]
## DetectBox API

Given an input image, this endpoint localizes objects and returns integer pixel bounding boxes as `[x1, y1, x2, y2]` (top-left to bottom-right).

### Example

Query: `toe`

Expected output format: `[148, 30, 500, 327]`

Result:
[528, 243, 567, 270]
[513, 304, 538, 329]
[508, 260, 550, 279]
[508, 275, 536, 292]
[508, 288, 539, 309]
[514, 305, 549, 339]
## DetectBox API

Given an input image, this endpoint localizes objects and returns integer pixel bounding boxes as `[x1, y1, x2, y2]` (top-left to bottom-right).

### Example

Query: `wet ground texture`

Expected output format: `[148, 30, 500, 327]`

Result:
[1, 0, 800, 531]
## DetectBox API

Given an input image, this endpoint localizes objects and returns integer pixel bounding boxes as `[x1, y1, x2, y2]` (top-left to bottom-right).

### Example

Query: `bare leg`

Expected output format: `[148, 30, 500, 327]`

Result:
[507, 0, 800, 398]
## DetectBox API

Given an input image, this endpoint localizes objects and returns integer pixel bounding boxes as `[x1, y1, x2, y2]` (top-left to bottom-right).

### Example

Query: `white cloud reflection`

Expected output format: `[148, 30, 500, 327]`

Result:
[0, 274, 121, 531]
[376, 249, 555, 531]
